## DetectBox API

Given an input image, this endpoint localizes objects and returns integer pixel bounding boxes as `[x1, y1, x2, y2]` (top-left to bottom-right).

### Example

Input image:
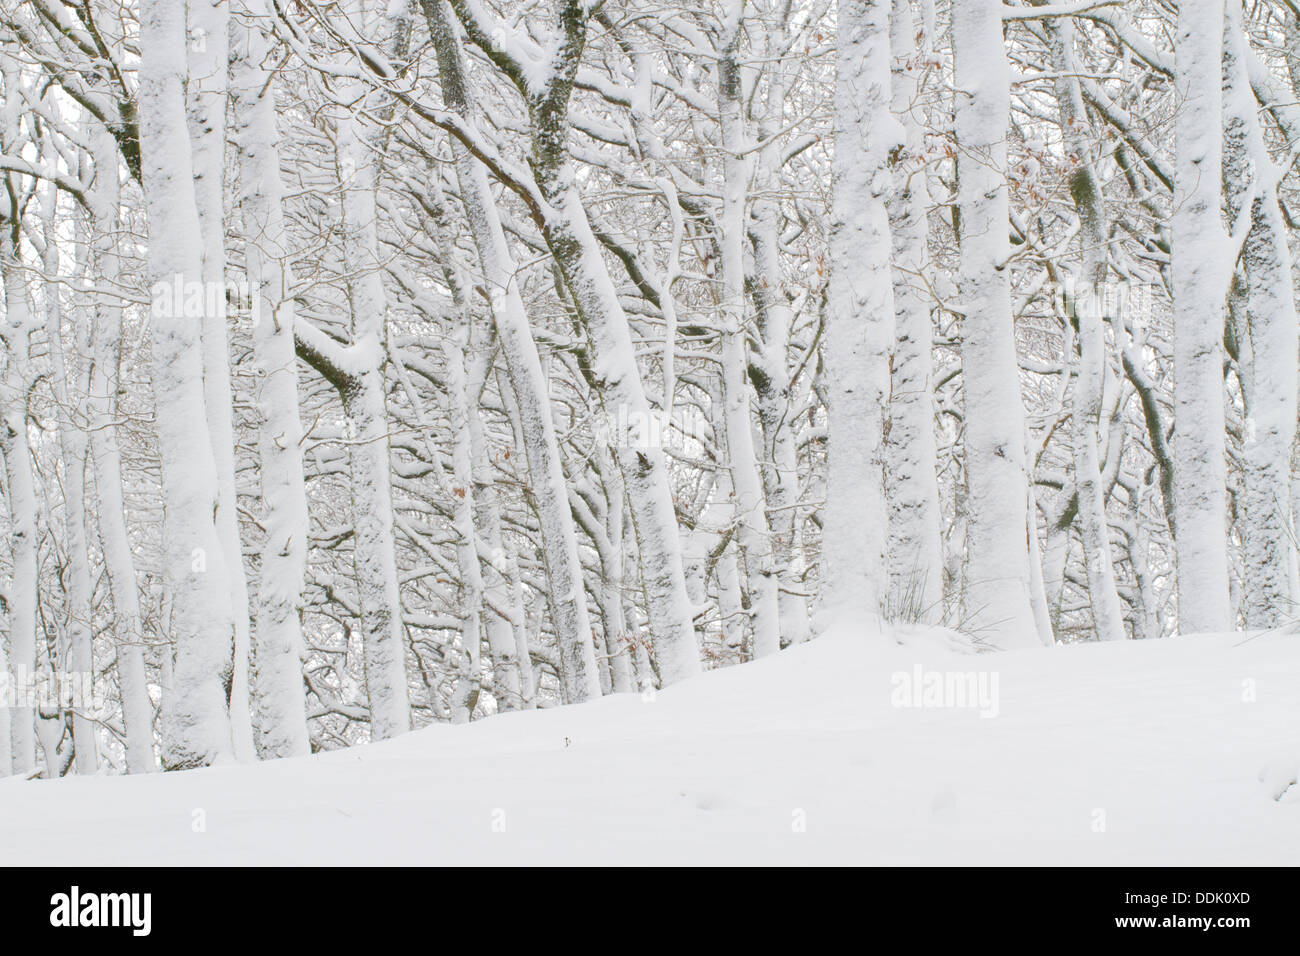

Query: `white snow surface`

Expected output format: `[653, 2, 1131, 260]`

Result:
[3, 627, 1297, 865]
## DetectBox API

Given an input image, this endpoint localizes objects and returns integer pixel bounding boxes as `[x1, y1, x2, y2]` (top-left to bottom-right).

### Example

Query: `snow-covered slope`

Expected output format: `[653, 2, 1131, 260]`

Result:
[3, 629, 1297, 865]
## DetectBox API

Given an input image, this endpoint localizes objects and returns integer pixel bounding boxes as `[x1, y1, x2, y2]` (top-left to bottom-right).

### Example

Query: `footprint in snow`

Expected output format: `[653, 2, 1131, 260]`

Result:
[682, 790, 729, 811]
[931, 786, 959, 823]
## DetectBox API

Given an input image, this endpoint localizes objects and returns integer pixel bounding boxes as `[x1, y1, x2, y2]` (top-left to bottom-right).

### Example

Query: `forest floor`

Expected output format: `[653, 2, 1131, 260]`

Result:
[3, 627, 1298, 864]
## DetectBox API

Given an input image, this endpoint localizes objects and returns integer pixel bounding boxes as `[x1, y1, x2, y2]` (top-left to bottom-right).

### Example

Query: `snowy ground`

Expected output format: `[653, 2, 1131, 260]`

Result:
[3, 628, 1298, 865]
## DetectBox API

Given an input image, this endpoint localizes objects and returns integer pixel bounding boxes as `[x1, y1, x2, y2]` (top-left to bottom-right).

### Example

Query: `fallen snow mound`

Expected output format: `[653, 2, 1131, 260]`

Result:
[3, 628, 1298, 864]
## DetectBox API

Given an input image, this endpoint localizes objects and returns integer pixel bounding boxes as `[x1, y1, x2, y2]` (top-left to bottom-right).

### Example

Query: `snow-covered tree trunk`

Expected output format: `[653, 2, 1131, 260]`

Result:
[570, 443, 635, 692]
[1, 230, 39, 776]
[426, 207, 527, 711]
[86, 167, 156, 773]
[466, 353, 530, 708]
[335, 108, 412, 740]
[86, 125, 155, 773]
[1172, 0, 1232, 634]
[745, 11, 812, 646]
[230, 1, 311, 757]
[510, 560, 538, 708]
[187, 0, 255, 759]
[748, 180, 812, 646]
[950, 0, 1038, 647]
[885, 0, 943, 620]
[596, 449, 634, 692]
[1221, 0, 1298, 631]
[139, 0, 236, 767]
[0, 612, 8, 774]
[1045, 16, 1126, 643]
[390, 288, 486, 721]
[1286, 7, 1300, 619]
[823, 0, 897, 634]
[1026, 481, 1056, 643]
[41, 189, 100, 770]
[718, 17, 782, 657]
[1041, 503, 1072, 629]
[700, 380, 749, 656]
[1121, 478, 1163, 641]
[275, 0, 417, 741]
[419, 169, 493, 720]
[443, 328, 484, 723]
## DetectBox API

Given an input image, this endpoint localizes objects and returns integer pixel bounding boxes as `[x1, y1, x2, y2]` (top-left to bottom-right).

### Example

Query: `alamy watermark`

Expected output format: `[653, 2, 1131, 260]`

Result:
[0, 667, 108, 717]
[890, 664, 1000, 718]
[49, 887, 151, 936]
[595, 403, 713, 452]
[150, 273, 261, 327]
[1045, 275, 1160, 324]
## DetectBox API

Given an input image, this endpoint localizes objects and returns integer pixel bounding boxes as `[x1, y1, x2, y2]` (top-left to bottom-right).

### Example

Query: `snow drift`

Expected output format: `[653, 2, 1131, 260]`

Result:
[2, 628, 1297, 865]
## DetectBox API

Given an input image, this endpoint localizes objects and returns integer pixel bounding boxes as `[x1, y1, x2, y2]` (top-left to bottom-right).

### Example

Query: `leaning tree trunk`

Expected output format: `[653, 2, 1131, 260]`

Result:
[437, 0, 701, 685]
[424, 0, 602, 701]
[531, 124, 701, 684]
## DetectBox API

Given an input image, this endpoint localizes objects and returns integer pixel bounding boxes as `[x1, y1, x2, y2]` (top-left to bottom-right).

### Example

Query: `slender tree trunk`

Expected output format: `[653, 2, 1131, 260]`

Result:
[747, 30, 812, 646]
[597, 450, 634, 691]
[1026, 482, 1056, 643]
[885, 0, 944, 620]
[1045, 15, 1126, 642]
[1, 236, 38, 775]
[230, 1, 311, 757]
[87, 128, 156, 772]
[334, 110, 413, 740]
[187, 0, 256, 758]
[443, 329, 484, 723]
[467, 355, 529, 708]
[718, 22, 782, 657]
[421, 169, 494, 719]
[41, 190, 100, 769]
[749, 189, 812, 646]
